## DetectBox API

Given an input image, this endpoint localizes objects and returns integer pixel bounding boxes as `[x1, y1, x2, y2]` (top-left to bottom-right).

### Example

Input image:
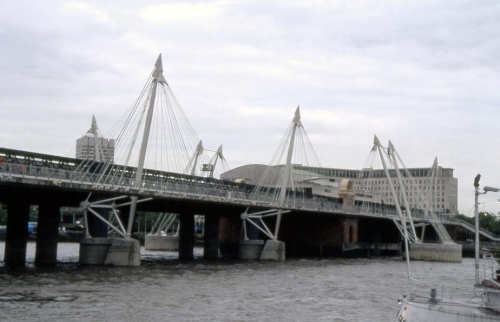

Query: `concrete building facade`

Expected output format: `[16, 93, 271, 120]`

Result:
[221, 164, 458, 215]
[76, 136, 115, 163]
[75, 116, 115, 163]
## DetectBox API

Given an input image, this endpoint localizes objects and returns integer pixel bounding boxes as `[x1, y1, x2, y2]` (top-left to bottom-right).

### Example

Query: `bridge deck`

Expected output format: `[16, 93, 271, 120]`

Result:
[0, 147, 456, 224]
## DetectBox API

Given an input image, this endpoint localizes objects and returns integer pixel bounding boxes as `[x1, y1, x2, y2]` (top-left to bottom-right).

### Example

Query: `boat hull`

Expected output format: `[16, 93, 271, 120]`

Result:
[395, 299, 500, 322]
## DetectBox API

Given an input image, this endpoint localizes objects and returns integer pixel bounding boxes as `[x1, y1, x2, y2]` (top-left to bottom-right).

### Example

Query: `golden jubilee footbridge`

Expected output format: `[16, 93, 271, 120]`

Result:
[0, 55, 465, 267]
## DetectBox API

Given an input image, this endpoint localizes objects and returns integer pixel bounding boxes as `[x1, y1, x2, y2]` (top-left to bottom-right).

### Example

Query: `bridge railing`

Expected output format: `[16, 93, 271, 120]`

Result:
[454, 219, 500, 240]
[0, 162, 414, 221]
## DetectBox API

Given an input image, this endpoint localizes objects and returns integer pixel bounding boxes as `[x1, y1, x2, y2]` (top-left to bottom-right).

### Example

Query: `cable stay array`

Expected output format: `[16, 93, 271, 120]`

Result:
[358, 135, 453, 244]
[73, 55, 223, 184]
[242, 106, 321, 241]
[250, 106, 321, 207]
[148, 213, 179, 237]
[72, 54, 230, 239]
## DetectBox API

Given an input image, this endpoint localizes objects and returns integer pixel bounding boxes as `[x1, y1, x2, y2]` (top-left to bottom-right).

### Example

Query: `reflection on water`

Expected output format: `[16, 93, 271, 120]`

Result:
[0, 242, 477, 322]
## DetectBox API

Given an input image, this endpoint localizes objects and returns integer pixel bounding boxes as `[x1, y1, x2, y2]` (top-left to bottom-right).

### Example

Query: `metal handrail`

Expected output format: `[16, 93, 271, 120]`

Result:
[0, 162, 438, 222]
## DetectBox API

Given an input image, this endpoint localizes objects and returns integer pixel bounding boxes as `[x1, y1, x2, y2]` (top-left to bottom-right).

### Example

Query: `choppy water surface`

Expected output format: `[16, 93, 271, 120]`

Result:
[0, 242, 477, 322]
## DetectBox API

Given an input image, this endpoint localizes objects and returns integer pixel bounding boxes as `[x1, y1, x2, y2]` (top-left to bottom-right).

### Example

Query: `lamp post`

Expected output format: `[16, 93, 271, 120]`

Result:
[474, 174, 500, 285]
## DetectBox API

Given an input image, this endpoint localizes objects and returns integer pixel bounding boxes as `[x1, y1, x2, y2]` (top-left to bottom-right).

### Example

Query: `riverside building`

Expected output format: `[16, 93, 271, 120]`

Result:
[221, 164, 458, 215]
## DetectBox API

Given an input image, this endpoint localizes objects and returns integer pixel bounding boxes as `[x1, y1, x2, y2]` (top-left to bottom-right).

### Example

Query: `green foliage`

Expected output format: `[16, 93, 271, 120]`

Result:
[0, 204, 37, 225]
[456, 213, 474, 225]
[456, 212, 500, 235]
[479, 212, 500, 235]
[457, 212, 500, 235]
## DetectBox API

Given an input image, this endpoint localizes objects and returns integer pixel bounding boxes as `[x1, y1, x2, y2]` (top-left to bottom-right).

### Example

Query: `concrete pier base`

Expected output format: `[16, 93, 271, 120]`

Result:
[4, 200, 30, 267]
[204, 215, 220, 260]
[404, 243, 462, 262]
[179, 213, 195, 260]
[260, 240, 286, 261]
[144, 235, 179, 251]
[79, 238, 141, 266]
[79, 238, 113, 265]
[35, 202, 60, 267]
[105, 239, 140, 266]
[239, 239, 265, 260]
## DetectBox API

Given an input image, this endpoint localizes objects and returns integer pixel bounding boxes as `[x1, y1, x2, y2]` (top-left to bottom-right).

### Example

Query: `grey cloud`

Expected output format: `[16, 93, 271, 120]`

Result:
[1, 0, 500, 215]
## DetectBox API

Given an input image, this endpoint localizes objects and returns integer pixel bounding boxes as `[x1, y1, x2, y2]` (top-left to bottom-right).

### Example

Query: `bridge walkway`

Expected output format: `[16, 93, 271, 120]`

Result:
[457, 220, 500, 242]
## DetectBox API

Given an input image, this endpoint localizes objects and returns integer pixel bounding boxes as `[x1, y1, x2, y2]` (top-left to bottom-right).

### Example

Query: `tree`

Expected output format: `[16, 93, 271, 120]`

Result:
[456, 212, 500, 235]
[0, 205, 39, 225]
[456, 213, 474, 225]
[479, 211, 500, 235]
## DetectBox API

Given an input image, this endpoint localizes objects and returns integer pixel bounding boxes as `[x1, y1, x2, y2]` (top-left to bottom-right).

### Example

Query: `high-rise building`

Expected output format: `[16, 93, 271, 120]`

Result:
[76, 115, 115, 163]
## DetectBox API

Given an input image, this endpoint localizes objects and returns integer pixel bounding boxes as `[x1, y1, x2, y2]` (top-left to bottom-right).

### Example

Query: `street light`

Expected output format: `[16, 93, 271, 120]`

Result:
[474, 174, 500, 285]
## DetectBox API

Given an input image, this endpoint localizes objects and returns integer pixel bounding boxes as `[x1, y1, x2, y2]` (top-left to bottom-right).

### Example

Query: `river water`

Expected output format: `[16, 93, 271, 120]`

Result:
[0, 242, 477, 322]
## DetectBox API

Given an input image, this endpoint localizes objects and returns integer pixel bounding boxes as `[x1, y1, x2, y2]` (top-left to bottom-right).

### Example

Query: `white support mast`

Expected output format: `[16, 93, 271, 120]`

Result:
[375, 135, 412, 281]
[387, 141, 419, 242]
[374, 136, 410, 238]
[274, 106, 301, 239]
[279, 106, 301, 206]
[428, 157, 438, 212]
[187, 140, 204, 176]
[126, 54, 167, 237]
[209, 145, 224, 178]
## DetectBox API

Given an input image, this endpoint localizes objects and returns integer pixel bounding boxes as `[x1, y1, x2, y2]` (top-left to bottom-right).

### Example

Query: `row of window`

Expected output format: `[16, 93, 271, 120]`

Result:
[356, 180, 446, 187]
[356, 186, 446, 195]
[299, 167, 452, 179]
[385, 196, 445, 203]
[363, 178, 445, 184]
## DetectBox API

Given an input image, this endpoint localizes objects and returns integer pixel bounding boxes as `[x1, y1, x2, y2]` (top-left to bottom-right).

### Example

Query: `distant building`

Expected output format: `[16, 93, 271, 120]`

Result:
[221, 164, 458, 215]
[75, 115, 115, 163]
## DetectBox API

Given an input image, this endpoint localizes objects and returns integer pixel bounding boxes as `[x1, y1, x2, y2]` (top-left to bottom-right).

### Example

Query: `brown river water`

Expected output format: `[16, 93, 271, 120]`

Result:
[0, 242, 477, 322]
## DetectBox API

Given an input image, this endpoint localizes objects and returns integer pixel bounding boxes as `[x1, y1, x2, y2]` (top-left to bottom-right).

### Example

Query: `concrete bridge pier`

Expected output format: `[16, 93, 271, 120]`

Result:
[179, 213, 195, 260]
[237, 217, 285, 260]
[35, 201, 61, 267]
[239, 218, 265, 260]
[343, 219, 359, 244]
[144, 213, 179, 251]
[145, 235, 179, 251]
[219, 216, 241, 258]
[203, 215, 219, 260]
[404, 243, 462, 262]
[259, 240, 285, 260]
[80, 237, 140, 266]
[4, 199, 30, 267]
[239, 239, 265, 259]
[79, 199, 140, 266]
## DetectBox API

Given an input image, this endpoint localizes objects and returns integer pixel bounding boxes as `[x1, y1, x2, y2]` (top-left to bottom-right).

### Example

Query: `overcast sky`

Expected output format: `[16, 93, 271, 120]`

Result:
[1, 0, 500, 215]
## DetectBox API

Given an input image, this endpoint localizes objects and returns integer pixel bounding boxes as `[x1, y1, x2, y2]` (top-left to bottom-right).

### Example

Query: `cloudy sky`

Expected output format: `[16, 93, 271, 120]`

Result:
[1, 0, 500, 215]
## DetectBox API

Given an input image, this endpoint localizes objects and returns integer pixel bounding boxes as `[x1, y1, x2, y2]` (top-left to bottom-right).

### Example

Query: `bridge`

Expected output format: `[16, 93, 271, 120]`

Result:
[0, 54, 464, 267]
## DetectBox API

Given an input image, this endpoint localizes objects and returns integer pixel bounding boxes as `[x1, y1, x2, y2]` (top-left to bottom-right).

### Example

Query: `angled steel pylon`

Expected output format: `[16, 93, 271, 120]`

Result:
[373, 135, 419, 243]
[80, 54, 167, 239]
[242, 106, 304, 241]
